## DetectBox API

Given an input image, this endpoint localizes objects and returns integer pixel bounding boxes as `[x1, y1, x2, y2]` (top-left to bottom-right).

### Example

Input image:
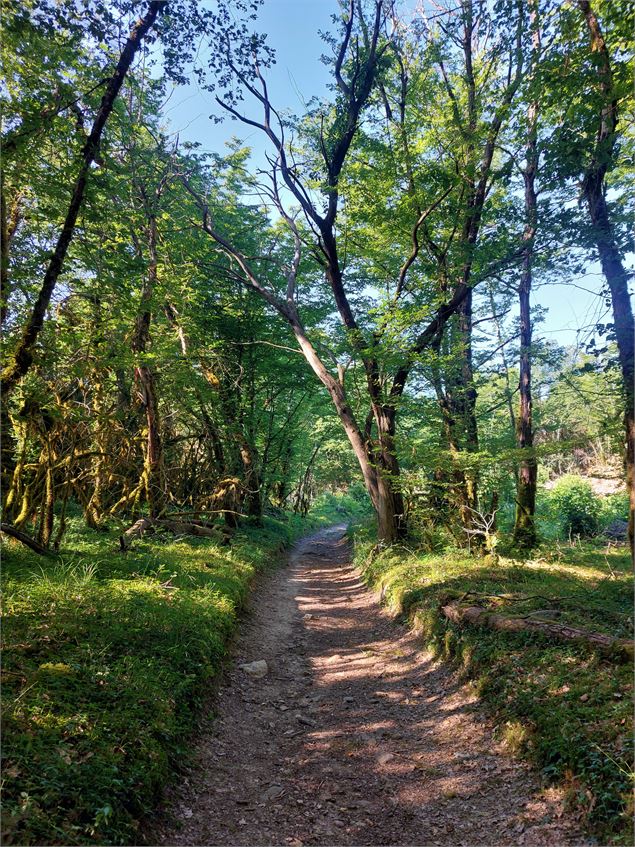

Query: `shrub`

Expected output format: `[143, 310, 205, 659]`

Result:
[551, 475, 601, 538]
[599, 492, 630, 529]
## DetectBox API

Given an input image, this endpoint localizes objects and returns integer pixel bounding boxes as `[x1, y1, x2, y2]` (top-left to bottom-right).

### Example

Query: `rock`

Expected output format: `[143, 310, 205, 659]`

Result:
[181, 807, 193, 819]
[604, 519, 628, 540]
[303, 613, 314, 620]
[343, 696, 355, 703]
[240, 660, 268, 678]
[263, 784, 284, 801]
[295, 713, 316, 726]
[579, 692, 590, 702]
[376, 752, 394, 765]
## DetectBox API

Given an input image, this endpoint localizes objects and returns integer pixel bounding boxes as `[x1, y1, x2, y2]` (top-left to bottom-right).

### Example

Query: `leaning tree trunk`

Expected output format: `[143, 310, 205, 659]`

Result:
[577, 0, 635, 551]
[291, 319, 404, 541]
[1, 1, 166, 398]
[584, 181, 635, 548]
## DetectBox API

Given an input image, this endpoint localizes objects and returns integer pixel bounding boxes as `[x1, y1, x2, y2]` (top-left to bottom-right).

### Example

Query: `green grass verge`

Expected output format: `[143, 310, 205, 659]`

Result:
[354, 526, 634, 844]
[1, 513, 315, 845]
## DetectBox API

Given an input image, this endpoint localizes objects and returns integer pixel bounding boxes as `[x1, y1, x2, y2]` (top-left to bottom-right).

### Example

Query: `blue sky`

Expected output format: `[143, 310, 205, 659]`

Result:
[159, 0, 621, 354]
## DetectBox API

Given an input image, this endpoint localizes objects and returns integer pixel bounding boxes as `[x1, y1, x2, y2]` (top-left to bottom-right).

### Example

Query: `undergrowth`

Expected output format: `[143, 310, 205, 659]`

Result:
[1, 513, 314, 845]
[355, 525, 634, 844]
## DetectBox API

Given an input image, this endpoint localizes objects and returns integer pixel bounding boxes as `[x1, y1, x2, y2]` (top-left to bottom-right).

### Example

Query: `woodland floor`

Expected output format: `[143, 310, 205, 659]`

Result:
[151, 526, 587, 846]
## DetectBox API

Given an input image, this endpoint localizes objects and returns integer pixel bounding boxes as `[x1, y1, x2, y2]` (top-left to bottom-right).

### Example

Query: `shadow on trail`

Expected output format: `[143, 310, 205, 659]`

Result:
[284, 526, 583, 846]
[153, 524, 584, 847]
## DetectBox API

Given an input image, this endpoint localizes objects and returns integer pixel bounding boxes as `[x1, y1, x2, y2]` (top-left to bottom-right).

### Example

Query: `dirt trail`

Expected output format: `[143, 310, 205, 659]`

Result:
[153, 526, 585, 846]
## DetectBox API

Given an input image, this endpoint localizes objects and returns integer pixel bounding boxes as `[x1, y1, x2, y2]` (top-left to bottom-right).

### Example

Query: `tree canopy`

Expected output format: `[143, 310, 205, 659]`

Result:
[1, 0, 633, 550]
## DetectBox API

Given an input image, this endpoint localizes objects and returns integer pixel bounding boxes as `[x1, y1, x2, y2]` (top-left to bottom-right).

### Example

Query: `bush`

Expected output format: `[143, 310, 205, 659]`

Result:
[551, 475, 601, 538]
[599, 492, 630, 529]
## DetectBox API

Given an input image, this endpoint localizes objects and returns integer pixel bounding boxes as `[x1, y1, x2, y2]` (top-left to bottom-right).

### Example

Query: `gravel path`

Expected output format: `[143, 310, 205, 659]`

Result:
[152, 525, 586, 846]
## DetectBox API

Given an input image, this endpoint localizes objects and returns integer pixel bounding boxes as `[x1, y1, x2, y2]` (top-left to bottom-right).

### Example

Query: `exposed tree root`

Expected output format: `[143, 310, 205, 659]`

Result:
[441, 602, 634, 661]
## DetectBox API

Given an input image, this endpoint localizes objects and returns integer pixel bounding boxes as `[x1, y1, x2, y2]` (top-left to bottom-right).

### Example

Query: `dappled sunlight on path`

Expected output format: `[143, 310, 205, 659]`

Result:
[152, 525, 586, 846]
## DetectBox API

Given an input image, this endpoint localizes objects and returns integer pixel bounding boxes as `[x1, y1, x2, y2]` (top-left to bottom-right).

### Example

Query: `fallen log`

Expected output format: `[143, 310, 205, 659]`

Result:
[0, 522, 56, 557]
[119, 517, 154, 551]
[119, 517, 224, 552]
[157, 519, 217, 538]
[441, 602, 634, 661]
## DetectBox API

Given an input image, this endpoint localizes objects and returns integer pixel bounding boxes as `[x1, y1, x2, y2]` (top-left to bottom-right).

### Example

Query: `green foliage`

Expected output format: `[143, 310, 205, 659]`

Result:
[600, 493, 630, 527]
[2, 0, 633, 840]
[550, 475, 601, 538]
[355, 526, 634, 842]
[1, 514, 312, 845]
[310, 486, 372, 525]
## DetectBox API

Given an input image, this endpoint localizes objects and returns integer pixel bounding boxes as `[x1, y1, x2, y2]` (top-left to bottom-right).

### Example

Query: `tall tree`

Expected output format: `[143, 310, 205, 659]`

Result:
[1, 1, 167, 398]
[513, 0, 541, 547]
[186, 0, 530, 541]
[575, 0, 634, 549]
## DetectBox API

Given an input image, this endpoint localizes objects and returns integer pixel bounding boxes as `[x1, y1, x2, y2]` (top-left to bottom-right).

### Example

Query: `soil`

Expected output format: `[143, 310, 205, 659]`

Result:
[151, 525, 586, 846]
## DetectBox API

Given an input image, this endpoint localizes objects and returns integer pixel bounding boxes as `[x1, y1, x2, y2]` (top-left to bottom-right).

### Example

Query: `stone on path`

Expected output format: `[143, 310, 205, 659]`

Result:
[240, 660, 269, 678]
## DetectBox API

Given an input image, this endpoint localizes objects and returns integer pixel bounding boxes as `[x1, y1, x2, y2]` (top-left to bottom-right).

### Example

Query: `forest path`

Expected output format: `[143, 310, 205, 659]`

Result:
[153, 526, 584, 846]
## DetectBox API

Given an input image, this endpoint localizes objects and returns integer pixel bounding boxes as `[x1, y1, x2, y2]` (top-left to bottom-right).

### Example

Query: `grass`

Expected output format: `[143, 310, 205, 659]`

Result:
[354, 526, 634, 844]
[1, 512, 315, 846]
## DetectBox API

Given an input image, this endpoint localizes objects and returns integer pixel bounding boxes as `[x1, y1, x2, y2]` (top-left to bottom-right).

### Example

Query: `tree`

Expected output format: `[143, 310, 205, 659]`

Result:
[513, 0, 541, 548]
[1, 1, 168, 398]
[185, 0, 532, 541]
[575, 0, 634, 549]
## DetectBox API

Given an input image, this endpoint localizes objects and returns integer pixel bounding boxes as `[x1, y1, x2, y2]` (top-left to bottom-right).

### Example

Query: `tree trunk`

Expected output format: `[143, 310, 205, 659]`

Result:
[1, 1, 166, 398]
[432, 318, 479, 532]
[0, 182, 21, 326]
[514, 12, 539, 549]
[577, 0, 635, 550]
[238, 435, 262, 519]
[456, 291, 480, 519]
[372, 404, 406, 540]
[582, 186, 634, 549]
[290, 316, 403, 541]
[1, 522, 57, 556]
[132, 215, 165, 518]
[514, 264, 538, 547]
